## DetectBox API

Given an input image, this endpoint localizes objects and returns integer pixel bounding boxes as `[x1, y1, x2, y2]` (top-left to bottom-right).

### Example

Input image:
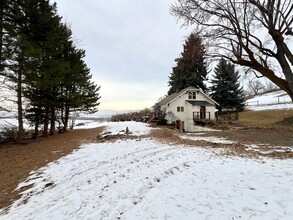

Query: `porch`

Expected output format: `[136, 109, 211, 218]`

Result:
[193, 111, 212, 126]
[193, 111, 211, 120]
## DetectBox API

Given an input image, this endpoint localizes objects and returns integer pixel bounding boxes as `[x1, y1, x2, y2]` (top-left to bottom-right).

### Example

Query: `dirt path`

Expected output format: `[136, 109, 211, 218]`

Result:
[0, 127, 104, 210]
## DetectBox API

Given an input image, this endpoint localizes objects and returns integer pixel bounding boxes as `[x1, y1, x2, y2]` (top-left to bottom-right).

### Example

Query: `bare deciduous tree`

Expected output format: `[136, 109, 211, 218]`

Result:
[171, 0, 293, 101]
[248, 79, 265, 95]
[264, 79, 278, 92]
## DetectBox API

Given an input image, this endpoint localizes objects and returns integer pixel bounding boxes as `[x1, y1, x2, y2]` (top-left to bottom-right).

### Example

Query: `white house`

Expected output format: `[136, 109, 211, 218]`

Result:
[156, 87, 218, 132]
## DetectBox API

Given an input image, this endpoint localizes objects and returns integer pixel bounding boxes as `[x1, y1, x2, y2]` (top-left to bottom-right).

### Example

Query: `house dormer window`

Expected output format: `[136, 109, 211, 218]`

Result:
[188, 91, 196, 99]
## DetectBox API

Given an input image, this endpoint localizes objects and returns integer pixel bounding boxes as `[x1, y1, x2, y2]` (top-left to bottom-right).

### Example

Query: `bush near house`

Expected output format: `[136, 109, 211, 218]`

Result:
[157, 119, 168, 125]
[110, 109, 152, 122]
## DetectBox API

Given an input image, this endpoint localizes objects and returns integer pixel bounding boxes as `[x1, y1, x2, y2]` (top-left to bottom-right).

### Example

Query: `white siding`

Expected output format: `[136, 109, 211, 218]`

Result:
[186, 104, 195, 132]
[206, 106, 216, 120]
[187, 90, 210, 102]
[160, 89, 217, 132]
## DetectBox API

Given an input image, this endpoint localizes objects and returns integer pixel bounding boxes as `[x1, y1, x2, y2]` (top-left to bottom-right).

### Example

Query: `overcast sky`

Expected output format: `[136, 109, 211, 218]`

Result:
[53, 0, 191, 111]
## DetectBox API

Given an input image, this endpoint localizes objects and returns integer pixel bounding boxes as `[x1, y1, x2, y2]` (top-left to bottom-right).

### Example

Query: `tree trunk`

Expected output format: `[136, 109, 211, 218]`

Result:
[42, 107, 49, 137]
[0, 0, 3, 68]
[60, 106, 65, 132]
[286, 86, 293, 103]
[33, 119, 38, 139]
[16, 69, 24, 143]
[64, 105, 70, 132]
[50, 107, 55, 135]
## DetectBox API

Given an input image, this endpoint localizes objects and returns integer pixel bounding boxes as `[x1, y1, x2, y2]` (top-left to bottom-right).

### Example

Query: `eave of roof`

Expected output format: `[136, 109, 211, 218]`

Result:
[186, 100, 215, 106]
[155, 86, 219, 106]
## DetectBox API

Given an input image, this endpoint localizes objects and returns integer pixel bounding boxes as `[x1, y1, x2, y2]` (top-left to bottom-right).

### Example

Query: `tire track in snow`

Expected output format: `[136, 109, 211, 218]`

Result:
[3, 139, 212, 220]
[72, 143, 186, 218]
[3, 136, 292, 220]
[15, 140, 170, 200]
[90, 144, 205, 219]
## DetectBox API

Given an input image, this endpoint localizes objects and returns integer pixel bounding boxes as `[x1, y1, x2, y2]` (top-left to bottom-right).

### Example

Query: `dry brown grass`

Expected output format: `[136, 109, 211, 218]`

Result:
[0, 127, 104, 210]
[239, 109, 293, 129]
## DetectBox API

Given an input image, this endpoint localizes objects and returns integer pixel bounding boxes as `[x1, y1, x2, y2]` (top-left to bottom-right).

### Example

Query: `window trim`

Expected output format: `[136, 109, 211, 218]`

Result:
[177, 106, 184, 112]
[188, 91, 196, 99]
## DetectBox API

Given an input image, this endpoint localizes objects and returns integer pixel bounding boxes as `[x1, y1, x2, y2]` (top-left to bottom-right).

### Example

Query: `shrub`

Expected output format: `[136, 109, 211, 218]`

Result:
[0, 126, 17, 143]
[157, 119, 167, 125]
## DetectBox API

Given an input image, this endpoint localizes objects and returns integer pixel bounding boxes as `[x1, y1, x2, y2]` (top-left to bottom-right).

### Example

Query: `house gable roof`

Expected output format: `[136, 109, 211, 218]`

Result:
[156, 92, 179, 106]
[156, 86, 218, 106]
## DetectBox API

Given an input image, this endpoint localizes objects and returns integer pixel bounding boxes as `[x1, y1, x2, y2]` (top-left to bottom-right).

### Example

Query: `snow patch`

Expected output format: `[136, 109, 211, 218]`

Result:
[100, 121, 151, 136]
[245, 144, 293, 154]
[180, 134, 236, 144]
[246, 90, 293, 111]
[247, 103, 293, 111]
[75, 121, 151, 136]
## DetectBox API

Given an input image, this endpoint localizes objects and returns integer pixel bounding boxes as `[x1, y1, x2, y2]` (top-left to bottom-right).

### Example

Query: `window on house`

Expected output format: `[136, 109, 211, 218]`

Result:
[177, 106, 184, 112]
[188, 91, 196, 99]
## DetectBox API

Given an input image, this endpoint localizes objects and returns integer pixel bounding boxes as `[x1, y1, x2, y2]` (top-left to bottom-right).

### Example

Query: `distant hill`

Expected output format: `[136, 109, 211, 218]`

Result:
[245, 90, 293, 111]
[79, 110, 138, 119]
[1, 109, 141, 121]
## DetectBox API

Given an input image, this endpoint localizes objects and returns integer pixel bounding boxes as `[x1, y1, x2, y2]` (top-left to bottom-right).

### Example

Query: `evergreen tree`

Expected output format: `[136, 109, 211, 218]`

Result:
[59, 43, 101, 131]
[210, 59, 245, 111]
[0, 0, 61, 141]
[1, 0, 101, 140]
[0, 0, 29, 143]
[20, 0, 65, 137]
[168, 33, 207, 95]
[25, 21, 101, 135]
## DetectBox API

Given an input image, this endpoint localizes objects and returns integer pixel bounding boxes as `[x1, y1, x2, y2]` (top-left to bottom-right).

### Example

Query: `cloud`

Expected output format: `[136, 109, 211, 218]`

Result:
[53, 0, 191, 110]
[93, 76, 168, 111]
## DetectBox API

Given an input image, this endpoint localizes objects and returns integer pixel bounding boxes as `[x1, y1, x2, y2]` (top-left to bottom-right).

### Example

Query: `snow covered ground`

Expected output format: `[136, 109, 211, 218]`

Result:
[180, 133, 236, 144]
[180, 132, 293, 153]
[0, 117, 31, 132]
[246, 90, 293, 111]
[1, 121, 292, 220]
[76, 121, 151, 136]
[0, 110, 17, 131]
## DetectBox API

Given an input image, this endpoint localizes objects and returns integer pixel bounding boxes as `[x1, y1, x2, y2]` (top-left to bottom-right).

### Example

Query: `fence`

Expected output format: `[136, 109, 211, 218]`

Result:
[246, 97, 292, 106]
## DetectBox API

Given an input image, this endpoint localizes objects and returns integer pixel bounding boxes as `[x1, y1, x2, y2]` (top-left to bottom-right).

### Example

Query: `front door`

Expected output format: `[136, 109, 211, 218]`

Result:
[176, 120, 181, 130]
[200, 106, 206, 119]
[181, 121, 185, 132]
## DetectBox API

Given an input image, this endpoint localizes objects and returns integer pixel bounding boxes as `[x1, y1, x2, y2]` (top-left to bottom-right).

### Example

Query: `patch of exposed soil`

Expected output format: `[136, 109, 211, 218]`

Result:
[205, 128, 293, 147]
[0, 127, 104, 210]
[149, 125, 293, 159]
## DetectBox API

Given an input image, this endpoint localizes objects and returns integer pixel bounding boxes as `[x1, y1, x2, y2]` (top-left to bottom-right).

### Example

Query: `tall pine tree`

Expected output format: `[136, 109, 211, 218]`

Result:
[210, 59, 245, 111]
[0, 0, 30, 143]
[168, 33, 207, 95]
[0, 0, 101, 141]
[20, 0, 65, 137]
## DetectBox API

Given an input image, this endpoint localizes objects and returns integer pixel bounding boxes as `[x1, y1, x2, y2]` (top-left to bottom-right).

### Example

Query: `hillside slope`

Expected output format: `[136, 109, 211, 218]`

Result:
[246, 90, 293, 111]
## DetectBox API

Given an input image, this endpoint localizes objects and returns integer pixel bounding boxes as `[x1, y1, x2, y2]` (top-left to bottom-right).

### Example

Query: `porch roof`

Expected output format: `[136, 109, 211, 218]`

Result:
[186, 100, 215, 107]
